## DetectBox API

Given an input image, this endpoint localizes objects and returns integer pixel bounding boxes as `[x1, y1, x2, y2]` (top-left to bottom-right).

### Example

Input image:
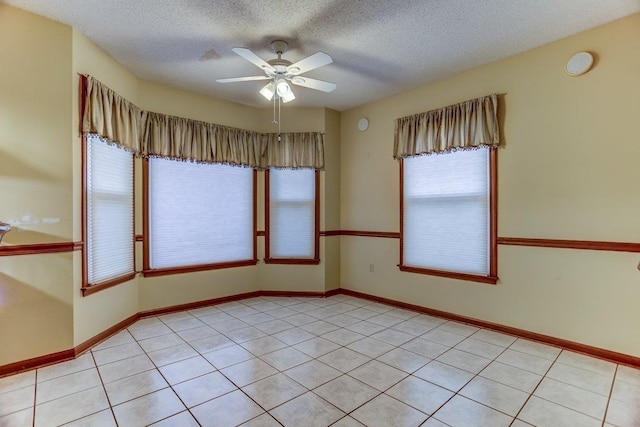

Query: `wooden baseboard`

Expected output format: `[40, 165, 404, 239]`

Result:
[338, 288, 640, 368]
[3, 287, 639, 377]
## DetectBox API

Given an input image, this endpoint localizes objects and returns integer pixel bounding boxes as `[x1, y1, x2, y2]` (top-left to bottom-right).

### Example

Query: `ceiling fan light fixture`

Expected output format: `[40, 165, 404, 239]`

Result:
[281, 89, 296, 103]
[260, 82, 275, 100]
[276, 79, 291, 96]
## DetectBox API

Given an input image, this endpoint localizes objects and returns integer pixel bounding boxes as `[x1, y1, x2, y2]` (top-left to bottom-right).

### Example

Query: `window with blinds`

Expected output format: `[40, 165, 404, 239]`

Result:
[85, 135, 134, 287]
[402, 147, 492, 278]
[266, 168, 318, 262]
[147, 158, 254, 271]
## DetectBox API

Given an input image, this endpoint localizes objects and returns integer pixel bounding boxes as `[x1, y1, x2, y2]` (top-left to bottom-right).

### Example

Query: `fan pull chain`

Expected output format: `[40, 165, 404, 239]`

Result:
[278, 96, 281, 141]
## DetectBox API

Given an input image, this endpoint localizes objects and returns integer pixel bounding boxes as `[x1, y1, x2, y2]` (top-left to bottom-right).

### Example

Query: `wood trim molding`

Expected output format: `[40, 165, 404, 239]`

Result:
[263, 258, 321, 265]
[3, 287, 639, 377]
[498, 237, 640, 253]
[256, 230, 265, 237]
[339, 288, 640, 368]
[0, 242, 83, 257]
[135, 234, 143, 242]
[335, 230, 401, 238]
[142, 259, 259, 277]
[398, 265, 498, 285]
[81, 273, 137, 297]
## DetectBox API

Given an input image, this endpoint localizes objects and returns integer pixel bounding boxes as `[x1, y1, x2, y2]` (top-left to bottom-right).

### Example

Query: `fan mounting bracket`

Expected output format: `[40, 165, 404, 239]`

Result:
[270, 40, 288, 55]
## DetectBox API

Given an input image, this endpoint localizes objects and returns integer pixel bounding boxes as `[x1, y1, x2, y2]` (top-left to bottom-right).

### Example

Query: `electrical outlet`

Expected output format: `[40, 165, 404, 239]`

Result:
[369, 263, 374, 272]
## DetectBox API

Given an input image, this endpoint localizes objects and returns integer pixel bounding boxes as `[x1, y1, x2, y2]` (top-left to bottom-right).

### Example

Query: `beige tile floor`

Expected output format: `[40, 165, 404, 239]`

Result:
[1, 294, 639, 427]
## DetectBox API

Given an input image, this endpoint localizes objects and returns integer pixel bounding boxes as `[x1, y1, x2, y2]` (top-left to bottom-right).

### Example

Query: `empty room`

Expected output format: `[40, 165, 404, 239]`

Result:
[0, 1, 639, 426]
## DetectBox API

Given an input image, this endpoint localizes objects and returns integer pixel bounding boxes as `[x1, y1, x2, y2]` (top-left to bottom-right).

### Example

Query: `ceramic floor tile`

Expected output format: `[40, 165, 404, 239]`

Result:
[479, 361, 542, 393]
[459, 376, 529, 416]
[556, 350, 617, 377]
[433, 395, 512, 427]
[63, 409, 117, 426]
[0, 370, 35, 394]
[349, 360, 408, 391]
[422, 417, 449, 427]
[264, 307, 298, 319]
[410, 315, 447, 329]
[98, 354, 155, 384]
[241, 312, 278, 326]
[242, 373, 307, 410]
[422, 329, 467, 347]
[0, 384, 34, 417]
[318, 347, 372, 373]
[547, 361, 614, 396]
[36, 368, 101, 404]
[198, 312, 234, 326]
[158, 355, 215, 385]
[239, 413, 282, 427]
[209, 318, 251, 333]
[518, 395, 601, 427]
[146, 343, 199, 367]
[223, 326, 267, 343]
[158, 311, 195, 323]
[300, 320, 341, 336]
[165, 317, 206, 332]
[176, 325, 219, 342]
[436, 322, 480, 338]
[325, 313, 360, 327]
[347, 337, 395, 358]
[470, 329, 517, 347]
[331, 416, 366, 427]
[281, 313, 318, 326]
[496, 349, 553, 375]
[346, 308, 379, 320]
[104, 369, 168, 406]
[112, 388, 185, 427]
[240, 336, 288, 357]
[345, 321, 387, 336]
[508, 338, 561, 360]
[314, 374, 380, 413]
[254, 319, 295, 334]
[351, 393, 428, 427]
[202, 344, 255, 369]
[386, 375, 454, 415]
[188, 306, 222, 318]
[616, 365, 640, 386]
[611, 379, 640, 405]
[224, 305, 260, 318]
[321, 328, 366, 346]
[534, 377, 608, 419]
[128, 323, 174, 341]
[137, 333, 185, 353]
[93, 341, 145, 366]
[605, 397, 640, 427]
[150, 410, 200, 426]
[391, 320, 437, 336]
[270, 392, 344, 427]
[34, 385, 109, 427]
[172, 371, 237, 408]
[414, 361, 474, 392]
[220, 358, 278, 387]
[191, 389, 264, 427]
[306, 308, 341, 320]
[376, 347, 429, 373]
[284, 360, 341, 389]
[272, 327, 316, 345]
[0, 407, 32, 426]
[37, 352, 95, 382]
[293, 337, 341, 358]
[436, 348, 492, 374]
[385, 308, 419, 320]
[401, 338, 450, 359]
[189, 333, 235, 354]
[455, 337, 505, 359]
[370, 329, 415, 346]
[367, 313, 404, 328]
[260, 347, 313, 371]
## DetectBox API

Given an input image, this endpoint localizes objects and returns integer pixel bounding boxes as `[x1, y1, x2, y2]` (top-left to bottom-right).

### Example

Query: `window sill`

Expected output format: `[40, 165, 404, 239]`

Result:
[264, 258, 320, 265]
[142, 259, 258, 277]
[82, 272, 136, 296]
[398, 265, 498, 285]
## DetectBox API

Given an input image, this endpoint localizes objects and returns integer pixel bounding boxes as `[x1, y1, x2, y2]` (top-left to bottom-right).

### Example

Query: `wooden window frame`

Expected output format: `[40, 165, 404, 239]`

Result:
[264, 169, 320, 265]
[399, 148, 498, 284]
[141, 159, 258, 277]
[81, 134, 136, 296]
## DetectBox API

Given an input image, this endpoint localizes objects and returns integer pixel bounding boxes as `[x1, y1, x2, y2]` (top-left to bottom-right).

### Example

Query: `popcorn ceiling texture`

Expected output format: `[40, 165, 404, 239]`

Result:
[4, 0, 639, 110]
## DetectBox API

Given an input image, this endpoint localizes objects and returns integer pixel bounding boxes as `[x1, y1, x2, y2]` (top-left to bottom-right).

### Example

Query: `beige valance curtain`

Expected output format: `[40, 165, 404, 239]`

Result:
[81, 75, 144, 153]
[81, 75, 324, 169]
[261, 132, 325, 170]
[393, 94, 500, 159]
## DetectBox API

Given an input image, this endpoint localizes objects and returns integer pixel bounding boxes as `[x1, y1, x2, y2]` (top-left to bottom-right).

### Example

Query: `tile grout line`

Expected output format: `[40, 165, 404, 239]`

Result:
[31, 369, 37, 427]
[90, 350, 119, 427]
[600, 364, 618, 427]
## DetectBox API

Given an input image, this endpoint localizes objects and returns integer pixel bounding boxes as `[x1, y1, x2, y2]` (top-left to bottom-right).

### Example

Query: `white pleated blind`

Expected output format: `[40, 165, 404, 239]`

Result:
[268, 169, 315, 258]
[148, 159, 253, 269]
[86, 135, 134, 284]
[403, 147, 490, 275]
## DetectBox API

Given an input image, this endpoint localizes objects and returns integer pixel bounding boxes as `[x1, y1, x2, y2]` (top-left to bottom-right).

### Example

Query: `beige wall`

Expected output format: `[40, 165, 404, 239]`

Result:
[0, 5, 74, 365]
[339, 14, 640, 356]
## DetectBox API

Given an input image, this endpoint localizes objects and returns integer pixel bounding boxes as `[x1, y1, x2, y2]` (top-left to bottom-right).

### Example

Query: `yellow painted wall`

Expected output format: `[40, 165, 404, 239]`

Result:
[0, 5, 74, 365]
[339, 14, 640, 356]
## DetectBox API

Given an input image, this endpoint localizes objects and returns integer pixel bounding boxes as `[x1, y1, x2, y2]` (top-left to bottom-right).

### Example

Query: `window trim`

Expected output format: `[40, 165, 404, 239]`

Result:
[141, 158, 258, 277]
[264, 169, 320, 265]
[81, 134, 136, 296]
[399, 148, 498, 284]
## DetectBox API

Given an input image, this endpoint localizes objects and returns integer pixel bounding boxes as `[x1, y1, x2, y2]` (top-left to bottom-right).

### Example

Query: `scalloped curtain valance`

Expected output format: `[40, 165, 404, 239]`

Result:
[393, 94, 500, 159]
[81, 75, 324, 169]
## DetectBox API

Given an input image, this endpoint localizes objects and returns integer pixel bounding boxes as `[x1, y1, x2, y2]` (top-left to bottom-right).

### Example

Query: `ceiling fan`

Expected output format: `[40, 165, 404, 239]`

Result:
[216, 40, 336, 103]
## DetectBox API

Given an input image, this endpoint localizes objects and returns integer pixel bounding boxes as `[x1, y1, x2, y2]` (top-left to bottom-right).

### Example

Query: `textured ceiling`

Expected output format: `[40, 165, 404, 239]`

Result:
[4, 0, 639, 111]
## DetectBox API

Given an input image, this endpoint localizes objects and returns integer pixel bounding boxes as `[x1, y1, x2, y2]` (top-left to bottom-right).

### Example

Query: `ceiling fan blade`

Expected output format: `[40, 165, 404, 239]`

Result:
[216, 76, 271, 83]
[232, 47, 274, 72]
[287, 52, 333, 75]
[290, 76, 336, 93]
